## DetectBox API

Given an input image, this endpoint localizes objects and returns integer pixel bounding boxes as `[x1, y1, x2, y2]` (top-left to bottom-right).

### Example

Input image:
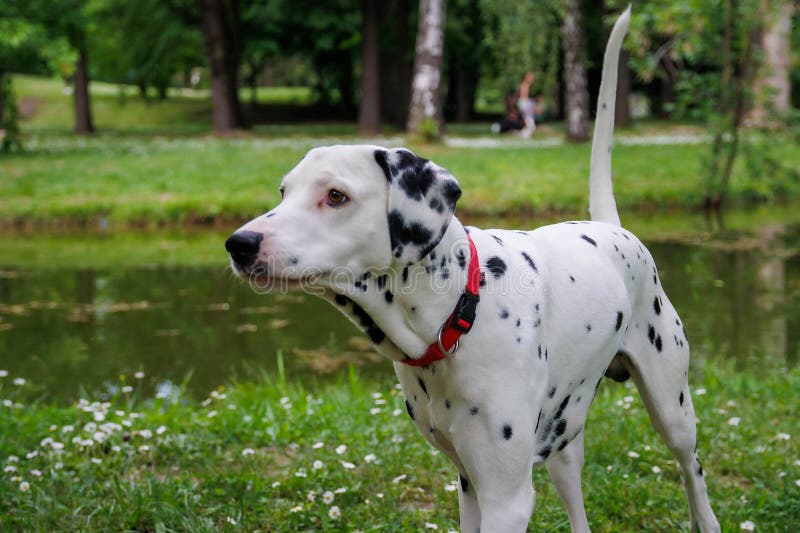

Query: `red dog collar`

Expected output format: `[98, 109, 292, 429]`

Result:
[401, 234, 481, 366]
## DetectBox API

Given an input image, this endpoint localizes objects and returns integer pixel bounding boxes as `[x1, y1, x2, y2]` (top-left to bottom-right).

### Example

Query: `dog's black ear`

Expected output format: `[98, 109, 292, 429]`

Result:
[374, 148, 462, 263]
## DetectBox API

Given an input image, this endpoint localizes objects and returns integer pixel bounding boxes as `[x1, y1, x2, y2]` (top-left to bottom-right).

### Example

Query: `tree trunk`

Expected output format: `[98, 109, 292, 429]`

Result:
[73, 48, 95, 134]
[406, 0, 446, 137]
[358, 0, 381, 136]
[379, 0, 413, 128]
[615, 49, 631, 127]
[200, 0, 244, 133]
[749, 0, 793, 125]
[561, 0, 589, 142]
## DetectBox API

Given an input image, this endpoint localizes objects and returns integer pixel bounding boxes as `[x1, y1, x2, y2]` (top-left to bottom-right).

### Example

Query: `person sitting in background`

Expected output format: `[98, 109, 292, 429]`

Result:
[517, 71, 536, 137]
[491, 91, 524, 134]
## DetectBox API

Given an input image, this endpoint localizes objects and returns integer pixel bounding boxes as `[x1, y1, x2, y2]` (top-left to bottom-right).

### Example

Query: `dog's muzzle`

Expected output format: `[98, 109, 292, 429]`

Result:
[225, 230, 263, 269]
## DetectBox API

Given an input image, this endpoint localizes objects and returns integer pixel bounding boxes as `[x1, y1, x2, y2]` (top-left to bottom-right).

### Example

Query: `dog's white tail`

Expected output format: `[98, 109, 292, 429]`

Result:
[588, 5, 631, 226]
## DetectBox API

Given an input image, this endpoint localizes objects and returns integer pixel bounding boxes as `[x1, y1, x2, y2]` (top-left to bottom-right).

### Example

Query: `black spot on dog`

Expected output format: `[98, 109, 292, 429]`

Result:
[655, 335, 663, 352]
[696, 461, 704, 476]
[648, 324, 656, 344]
[580, 234, 597, 247]
[418, 377, 429, 398]
[402, 266, 409, 284]
[538, 345, 542, 359]
[429, 197, 444, 213]
[265, 212, 275, 218]
[548, 386, 557, 399]
[555, 395, 571, 419]
[405, 400, 415, 420]
[445, 399, 451, 409]
[334, 294, 348, 306]
[491, 235, 504, 246]
[535, 410, 542, 432]
[515, 318, 521, 328]
[554, 419, 567, 437]
[374, 150, 393, 182]
[455, 248, 467, 268]
[486, 256, 507, 279]
[558, 439, 569, 451]
[385, 291, 394, 303]
[460, 475, 469, 492]
[387, 210, 434, 258]
[516, 337, 521, 343]
[376, 274, 387, 290]
[679, 391, 684, 406]
[585, 323, 592, 333]
[499, 308, 509, 319]
[351, 303, 386, 344]
[521, 252, 538, 272]
[470, 406, 479, 415]
[615, 311, 624, 331]
[539, 446, 552, 460]
[654, 296, 661, 315]
[569, 275, 576, 283]
[503, 425, 513, 440]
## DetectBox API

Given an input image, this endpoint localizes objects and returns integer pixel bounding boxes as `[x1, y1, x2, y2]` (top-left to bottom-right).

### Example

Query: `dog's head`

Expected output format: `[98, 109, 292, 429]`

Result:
[226, 145, 461, 289]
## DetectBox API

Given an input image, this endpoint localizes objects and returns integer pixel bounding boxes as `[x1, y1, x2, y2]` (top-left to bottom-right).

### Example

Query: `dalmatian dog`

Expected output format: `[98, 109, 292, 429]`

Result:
[225, 8, 720, 532]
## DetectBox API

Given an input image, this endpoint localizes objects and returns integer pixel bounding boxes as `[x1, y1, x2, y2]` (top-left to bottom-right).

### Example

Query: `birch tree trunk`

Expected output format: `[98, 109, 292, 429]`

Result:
[561, 0, 589, 142]
[749, 0, 793, 125]
[406, 0, 446, 138]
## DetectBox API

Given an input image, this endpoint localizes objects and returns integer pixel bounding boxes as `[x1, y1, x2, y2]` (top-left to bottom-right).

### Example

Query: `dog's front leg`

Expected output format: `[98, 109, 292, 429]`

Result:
[457, 472, 481, 532]
[453, 414, 537, 532]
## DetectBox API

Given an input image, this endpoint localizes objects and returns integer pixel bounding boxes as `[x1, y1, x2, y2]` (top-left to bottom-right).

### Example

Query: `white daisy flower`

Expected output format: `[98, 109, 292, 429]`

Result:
[156, 425, 167, 435]
[335, 444, 347, 455]
[425, 523, 438, 530]
[13, 378, 25, 386]
[122, 386, 133, 393]
[91, 458, 102, 464]
[322, 490, 334, 504]
[341, 461, 356, 470]
[0, 370, 7, 377]
[328, 505, 340, 519]
[776, 433, 790, 441]
[30, 469, 42, 477]
[370, 408, 381, 415]
[6, 455, 19, 463]
[25, 451, 38, 459]
[19, 481, 30, 492]
[364, 453, 377, 463]
[313, 442, 324, 449]
[307, 491, 316, 502]
[627, 451, 640, 459]
[695, 388, 707, 396]
[740, 520, 755, 531]
[225, 517, 236, 525]
[392, 409, 403, 416]
[241, 448, 256, 456]
[313, 460, 324, 470]
[652, 466, 662, 474]
[392, 474, 407, 483]
[289, 505, 302, 513]
[727, 417, 741, 427]
[134, 372, 145, 379]
[334, 487, 347, 494]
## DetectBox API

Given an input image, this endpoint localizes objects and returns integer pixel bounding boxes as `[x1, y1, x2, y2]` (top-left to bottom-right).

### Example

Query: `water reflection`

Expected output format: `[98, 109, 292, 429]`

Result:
[0, 223, 797, 402]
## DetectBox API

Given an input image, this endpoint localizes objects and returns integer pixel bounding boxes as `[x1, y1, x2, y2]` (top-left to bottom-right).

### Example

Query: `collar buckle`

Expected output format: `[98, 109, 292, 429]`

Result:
[450, 291, 479, 333]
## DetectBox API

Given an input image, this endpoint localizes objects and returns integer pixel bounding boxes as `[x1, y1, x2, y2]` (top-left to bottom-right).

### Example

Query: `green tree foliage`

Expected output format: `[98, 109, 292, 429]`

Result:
[611, 0, 798, 208]
[90, 0, 204, 99]
[479, 0, 561, 105]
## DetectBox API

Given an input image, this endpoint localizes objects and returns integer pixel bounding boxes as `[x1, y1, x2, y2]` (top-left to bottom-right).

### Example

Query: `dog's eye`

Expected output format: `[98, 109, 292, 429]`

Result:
[327, 189, 348, 206]
[279, 186, 285, 199]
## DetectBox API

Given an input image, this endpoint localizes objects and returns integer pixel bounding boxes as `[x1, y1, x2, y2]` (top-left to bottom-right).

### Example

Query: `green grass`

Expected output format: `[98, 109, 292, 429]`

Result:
[1, 359, 797, 531]
[4, 134, 800, 229]
[13, 75, 313, 133]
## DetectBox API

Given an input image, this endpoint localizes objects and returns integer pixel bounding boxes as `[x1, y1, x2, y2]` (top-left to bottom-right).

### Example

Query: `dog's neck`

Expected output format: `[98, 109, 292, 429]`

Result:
[322, 218, 470, 362]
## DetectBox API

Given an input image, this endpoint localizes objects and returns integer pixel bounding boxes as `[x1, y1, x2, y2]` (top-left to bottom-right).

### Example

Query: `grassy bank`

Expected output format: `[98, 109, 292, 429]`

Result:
[4, 134, 799, 229]
[1, 360, 798, 531]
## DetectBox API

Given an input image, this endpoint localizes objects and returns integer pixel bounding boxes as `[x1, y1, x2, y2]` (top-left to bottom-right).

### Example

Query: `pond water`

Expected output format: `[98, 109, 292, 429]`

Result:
[1, 211, 798, 402]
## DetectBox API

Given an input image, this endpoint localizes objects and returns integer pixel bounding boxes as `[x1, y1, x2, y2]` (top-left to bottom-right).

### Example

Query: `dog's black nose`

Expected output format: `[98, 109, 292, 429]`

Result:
[225, 231, 263, 266]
